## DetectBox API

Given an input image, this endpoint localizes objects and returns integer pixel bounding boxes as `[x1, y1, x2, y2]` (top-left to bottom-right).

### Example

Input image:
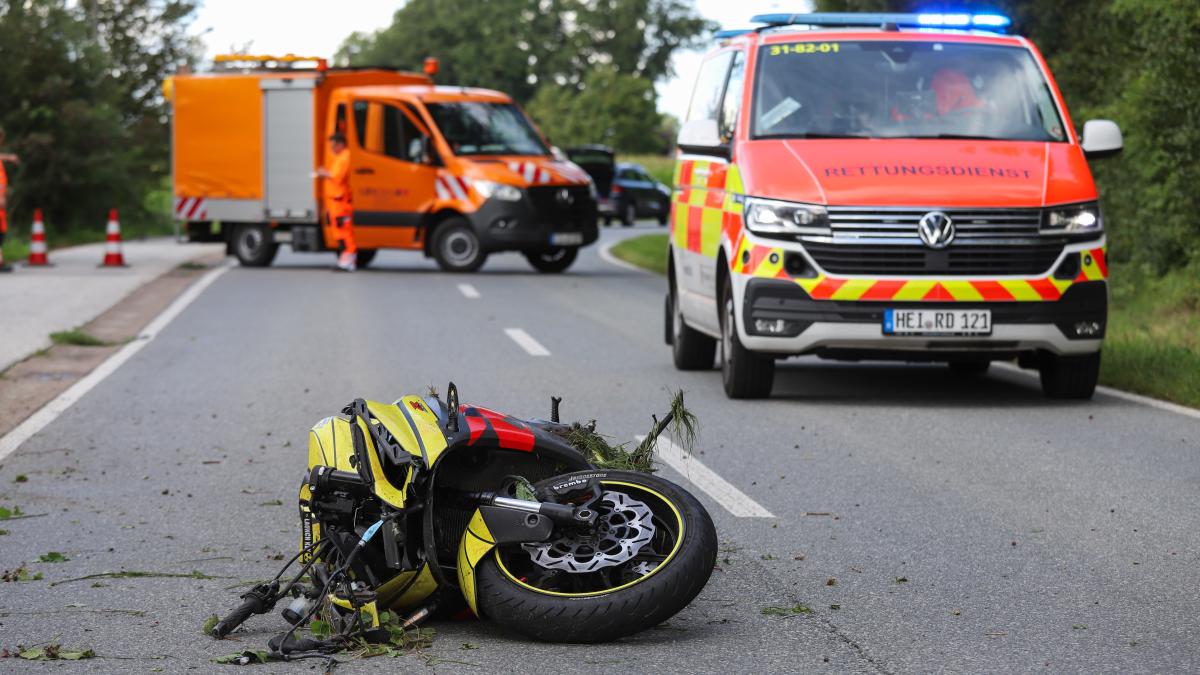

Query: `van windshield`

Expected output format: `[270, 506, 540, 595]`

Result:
[426, 102, 549, 156]
[752, 41, 1067, 142]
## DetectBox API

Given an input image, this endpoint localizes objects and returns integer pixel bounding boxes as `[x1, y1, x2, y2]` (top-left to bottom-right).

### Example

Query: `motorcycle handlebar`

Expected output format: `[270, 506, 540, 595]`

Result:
[211, 597, 262, 638]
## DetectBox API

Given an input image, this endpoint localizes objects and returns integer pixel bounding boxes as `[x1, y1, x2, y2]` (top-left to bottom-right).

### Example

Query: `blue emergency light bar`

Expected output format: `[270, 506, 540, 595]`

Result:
[749, 12, 1012, 33]
[715, 28, 755, 39]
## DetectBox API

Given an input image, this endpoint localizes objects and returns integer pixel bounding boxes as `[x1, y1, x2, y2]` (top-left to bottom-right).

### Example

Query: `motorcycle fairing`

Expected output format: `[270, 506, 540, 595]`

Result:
[456, 509, 497, 616]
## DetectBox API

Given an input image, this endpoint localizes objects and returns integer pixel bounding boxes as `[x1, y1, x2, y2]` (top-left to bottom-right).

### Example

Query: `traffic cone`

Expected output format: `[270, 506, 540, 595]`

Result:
[27, 209, 50, 266]
[101, 208, 127, 267]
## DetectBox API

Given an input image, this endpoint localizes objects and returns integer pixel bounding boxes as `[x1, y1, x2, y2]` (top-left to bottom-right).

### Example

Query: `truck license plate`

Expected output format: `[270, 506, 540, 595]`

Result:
[550, 232, 583, 246]
[883, 309, 992, 336]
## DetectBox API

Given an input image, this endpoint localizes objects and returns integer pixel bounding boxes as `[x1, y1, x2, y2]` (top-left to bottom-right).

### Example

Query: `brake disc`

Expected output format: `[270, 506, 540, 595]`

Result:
[523, 490, 656, 573]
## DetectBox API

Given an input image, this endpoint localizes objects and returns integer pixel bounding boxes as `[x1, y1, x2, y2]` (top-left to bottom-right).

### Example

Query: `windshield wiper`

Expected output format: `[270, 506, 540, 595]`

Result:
[892, 134, 1008, 141]
[754, 132, 871, 140]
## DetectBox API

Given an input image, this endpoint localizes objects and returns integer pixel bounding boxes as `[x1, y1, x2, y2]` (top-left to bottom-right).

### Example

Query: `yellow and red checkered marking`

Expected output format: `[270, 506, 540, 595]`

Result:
[734, 242, 1107, 302]
[671, 159, 743, 258]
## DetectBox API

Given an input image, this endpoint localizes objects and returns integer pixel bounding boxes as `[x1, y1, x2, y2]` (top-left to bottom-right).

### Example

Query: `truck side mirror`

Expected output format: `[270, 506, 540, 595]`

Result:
[677, 119, 728, 158]
[1081, 120, 1123, 159]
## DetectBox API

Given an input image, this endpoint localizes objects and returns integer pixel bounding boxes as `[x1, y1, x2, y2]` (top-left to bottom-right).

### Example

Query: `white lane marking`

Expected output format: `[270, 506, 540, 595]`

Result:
[457, 283, 480, 299]
[504, 328, 551, 357]
[993, 362, 1200, 421]
[598, 236, 654, 274]
[637, 435, 775, 518]
[0, 261, 233, 463]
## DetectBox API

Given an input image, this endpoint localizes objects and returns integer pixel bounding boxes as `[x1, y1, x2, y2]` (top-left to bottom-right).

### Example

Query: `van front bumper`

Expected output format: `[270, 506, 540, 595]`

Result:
[736, 277, 1106, 358]
[470, 187, 598, 252]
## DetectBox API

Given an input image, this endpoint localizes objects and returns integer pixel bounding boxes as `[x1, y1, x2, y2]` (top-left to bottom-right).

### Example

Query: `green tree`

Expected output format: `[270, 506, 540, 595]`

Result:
[527, 68, 664, 152]
[0, 0, 197, 235]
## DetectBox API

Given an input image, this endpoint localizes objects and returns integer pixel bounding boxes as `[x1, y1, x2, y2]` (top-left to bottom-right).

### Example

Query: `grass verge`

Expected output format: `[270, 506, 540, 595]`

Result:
[609, 233, 669, 275]
[608, 232, 1200, 408]
[49, 329, 109, 347]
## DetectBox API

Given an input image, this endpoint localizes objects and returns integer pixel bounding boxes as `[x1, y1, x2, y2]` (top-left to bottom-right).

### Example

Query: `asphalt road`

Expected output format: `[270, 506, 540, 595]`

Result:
[1, 224, 1197, 673]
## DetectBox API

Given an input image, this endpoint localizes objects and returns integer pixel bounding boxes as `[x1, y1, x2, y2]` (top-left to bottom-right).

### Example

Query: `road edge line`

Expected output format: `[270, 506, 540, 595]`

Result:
[993, 362, 1200, 421]
[637, 435, 775, 518]
[0, 261, 233, 463]
[598, 236, 654, 274]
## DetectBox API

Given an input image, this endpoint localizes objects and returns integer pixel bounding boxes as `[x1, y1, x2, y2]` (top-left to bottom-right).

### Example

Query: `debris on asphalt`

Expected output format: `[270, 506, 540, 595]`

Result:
[36, 552, 68, 563]
[2, 644, 96, 661]
[761, 604, 813, 617]
[49, 569, 227, 587]
[896, 576, 909, 583]
[2, 565, 43, 582]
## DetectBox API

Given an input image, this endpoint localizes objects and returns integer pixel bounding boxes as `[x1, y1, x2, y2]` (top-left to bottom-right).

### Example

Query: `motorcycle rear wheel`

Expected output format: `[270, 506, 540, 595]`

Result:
[474, 469, 717, 643]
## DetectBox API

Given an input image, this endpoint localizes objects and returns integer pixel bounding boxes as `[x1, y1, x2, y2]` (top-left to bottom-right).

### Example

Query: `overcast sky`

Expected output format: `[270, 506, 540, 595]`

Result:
[192, 0, 796, 119]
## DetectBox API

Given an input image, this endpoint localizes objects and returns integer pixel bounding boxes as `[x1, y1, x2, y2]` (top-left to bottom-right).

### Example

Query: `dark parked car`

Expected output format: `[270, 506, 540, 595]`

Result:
[565, 145, 671, 226]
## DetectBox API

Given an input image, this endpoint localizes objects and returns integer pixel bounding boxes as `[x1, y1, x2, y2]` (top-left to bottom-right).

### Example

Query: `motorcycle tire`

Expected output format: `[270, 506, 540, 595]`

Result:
[474, 469, 717, 643]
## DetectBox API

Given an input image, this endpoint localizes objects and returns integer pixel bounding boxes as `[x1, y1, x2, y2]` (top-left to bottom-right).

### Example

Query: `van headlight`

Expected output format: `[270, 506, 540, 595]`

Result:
[743, 197, 830, 237]
[473, 180, 524, 202]
[1042, 202, 1103, 234]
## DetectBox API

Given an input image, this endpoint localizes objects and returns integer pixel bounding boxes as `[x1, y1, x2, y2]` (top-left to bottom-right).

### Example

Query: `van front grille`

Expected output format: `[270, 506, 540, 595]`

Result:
[801, 207, 1066, 276]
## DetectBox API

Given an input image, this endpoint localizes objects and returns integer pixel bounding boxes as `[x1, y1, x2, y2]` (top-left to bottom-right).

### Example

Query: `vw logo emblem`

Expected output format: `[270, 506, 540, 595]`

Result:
[918, 211, 955, 249]
[555, 188, 574, 206]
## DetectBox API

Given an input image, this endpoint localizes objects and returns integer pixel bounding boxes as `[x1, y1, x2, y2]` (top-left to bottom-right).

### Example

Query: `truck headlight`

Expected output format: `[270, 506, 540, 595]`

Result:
[743, 197, 830, 237]
[473, 180, 524, 202]
[1042, 202, 1103, 234]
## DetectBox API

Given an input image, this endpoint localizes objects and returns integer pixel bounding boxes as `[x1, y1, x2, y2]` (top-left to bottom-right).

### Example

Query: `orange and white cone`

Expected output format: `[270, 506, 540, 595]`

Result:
[101, 208, 127, 267]
[27, 209, 50, 266]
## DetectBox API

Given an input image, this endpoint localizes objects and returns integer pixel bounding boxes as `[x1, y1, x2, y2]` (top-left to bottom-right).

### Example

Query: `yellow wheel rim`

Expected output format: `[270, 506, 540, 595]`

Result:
[495, 480, 685, 598]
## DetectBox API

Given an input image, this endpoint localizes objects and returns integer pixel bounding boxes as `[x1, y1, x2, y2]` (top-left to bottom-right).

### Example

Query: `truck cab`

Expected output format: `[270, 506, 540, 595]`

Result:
[169, 57, 597, 273]
[666, 13, 1123, 399]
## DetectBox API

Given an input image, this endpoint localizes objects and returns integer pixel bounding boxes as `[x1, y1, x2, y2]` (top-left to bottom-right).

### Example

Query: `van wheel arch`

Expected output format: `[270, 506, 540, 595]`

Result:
[714, 248, 730, 329]
[423, 209, 467, 258]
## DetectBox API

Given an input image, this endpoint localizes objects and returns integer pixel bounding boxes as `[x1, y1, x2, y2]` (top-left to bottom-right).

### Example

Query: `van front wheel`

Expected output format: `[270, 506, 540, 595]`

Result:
[433, 218, 487, 273]
[1039, 352, 1100, 399]
[720, 278, 774, 398]
[524, 247, 577, 273]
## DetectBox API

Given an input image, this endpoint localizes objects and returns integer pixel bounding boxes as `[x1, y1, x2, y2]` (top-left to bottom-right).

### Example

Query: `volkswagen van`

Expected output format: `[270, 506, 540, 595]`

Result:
[667, 13, 1123, 398]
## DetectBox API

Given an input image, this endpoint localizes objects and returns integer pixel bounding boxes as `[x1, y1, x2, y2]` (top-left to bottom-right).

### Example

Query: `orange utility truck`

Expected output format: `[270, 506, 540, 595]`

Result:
[167, 55, 598, 273]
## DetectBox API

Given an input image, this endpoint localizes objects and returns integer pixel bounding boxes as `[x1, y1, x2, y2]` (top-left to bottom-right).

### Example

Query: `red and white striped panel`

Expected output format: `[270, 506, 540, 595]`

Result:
[507, 161, 553, 185]
[173, 196, 208, 221]
[435, 174, 472, 202]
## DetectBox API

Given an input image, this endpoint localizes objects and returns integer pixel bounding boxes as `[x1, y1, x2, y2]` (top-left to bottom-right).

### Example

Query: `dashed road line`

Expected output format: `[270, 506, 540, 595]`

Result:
[457, 283, 480, 299]
[637, 435, 775, 518]
[0, 261, 233, 463]
[504, 328, 551, 357]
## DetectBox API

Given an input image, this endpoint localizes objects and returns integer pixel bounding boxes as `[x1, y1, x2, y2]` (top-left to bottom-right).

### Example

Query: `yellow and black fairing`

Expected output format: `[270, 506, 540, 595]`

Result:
[299, 395, 449, 615]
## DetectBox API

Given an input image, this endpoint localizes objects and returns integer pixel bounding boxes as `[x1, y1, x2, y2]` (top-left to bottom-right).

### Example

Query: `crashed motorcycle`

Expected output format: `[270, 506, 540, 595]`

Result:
[211, 384, 717, 654]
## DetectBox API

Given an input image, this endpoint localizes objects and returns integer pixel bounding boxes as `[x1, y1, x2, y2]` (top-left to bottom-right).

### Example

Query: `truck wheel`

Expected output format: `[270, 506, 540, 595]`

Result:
[622, 202, 637, 227]
[232, 224, 278, 267]
[720, 278, 774, 398]
[669, 286, 715, 370]
[524, 247, 577, 273]
[1039, 352, 1101, 399]
[433, 218, 487, 273]
[355, 249, 377, 269]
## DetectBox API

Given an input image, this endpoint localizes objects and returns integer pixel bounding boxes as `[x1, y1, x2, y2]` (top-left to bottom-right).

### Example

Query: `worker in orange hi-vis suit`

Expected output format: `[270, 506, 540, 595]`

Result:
[0, 127, 19, 273]
[316, 132, 356, 272]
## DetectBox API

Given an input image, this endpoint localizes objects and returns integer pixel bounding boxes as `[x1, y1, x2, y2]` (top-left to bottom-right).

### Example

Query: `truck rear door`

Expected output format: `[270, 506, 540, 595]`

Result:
[262, 79, 318, 222]
[348, 98, 440, 250]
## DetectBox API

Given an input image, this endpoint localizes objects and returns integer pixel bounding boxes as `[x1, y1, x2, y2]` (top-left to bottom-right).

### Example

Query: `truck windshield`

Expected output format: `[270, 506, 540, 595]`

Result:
[752, 41, 1067, 142]
[426, 102, 549, 156]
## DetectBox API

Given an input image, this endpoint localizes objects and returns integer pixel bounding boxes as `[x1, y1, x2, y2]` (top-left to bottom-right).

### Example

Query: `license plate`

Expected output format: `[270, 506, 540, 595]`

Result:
[550, 232, 583, 246]
[883, 309, 992, 336]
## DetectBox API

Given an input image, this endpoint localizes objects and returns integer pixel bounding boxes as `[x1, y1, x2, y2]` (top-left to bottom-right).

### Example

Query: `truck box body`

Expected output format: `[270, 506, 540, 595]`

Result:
[170, 69, 430, 225]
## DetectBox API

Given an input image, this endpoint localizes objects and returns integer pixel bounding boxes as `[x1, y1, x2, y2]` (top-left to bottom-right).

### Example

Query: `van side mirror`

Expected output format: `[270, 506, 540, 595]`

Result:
[1081, 120, 1123, 159]
[677, 119, 728, 158]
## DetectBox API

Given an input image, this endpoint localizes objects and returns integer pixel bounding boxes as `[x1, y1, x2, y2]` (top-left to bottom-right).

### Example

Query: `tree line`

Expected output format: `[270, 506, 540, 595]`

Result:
[815, 0, 1198, 273]
[0, 0, 198, 236]
[337, 0, 713, 154]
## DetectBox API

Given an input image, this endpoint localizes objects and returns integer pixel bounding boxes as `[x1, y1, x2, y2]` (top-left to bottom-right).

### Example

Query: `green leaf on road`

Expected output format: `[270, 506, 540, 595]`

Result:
[0, 505, 25, 519]
[18, 644, 95, 660]
[202, 614, 219, 636]
[38, 551, 69, 563]
[257, 499, 283, 507]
